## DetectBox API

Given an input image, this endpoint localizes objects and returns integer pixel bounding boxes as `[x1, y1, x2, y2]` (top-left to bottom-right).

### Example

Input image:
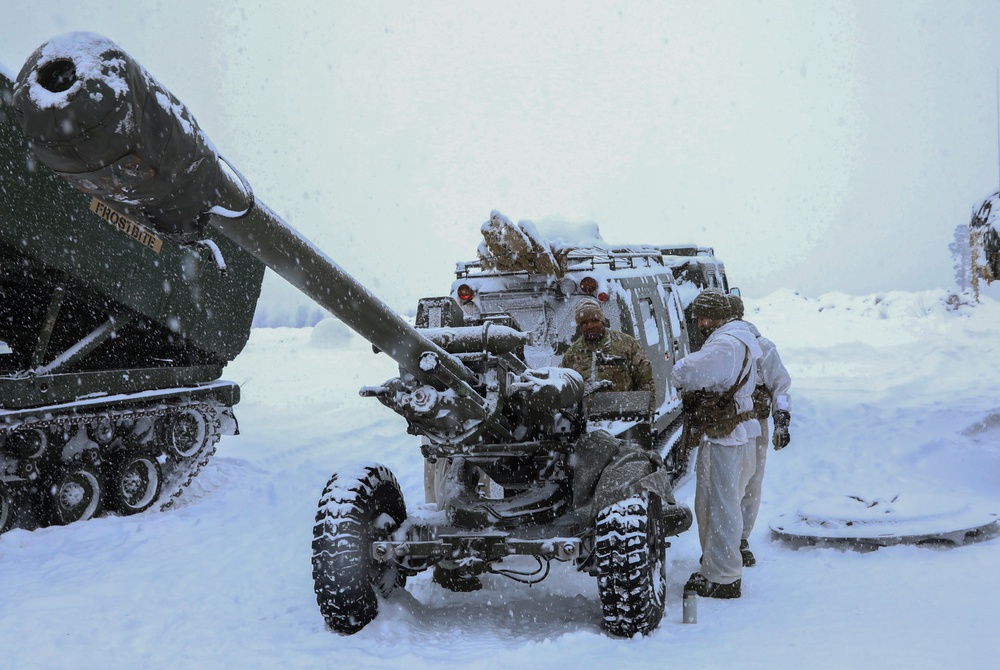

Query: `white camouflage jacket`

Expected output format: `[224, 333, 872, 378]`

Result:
[746, 321, 792, 417]
[672, 319, 763, 446]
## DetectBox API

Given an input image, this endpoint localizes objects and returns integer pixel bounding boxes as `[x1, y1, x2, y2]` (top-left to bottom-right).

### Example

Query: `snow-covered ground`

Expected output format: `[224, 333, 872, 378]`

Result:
[2, 288, 1000, 669]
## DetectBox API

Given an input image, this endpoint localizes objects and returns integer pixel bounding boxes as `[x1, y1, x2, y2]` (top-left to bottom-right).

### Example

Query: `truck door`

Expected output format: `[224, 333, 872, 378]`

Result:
[634, 290, 667, 411]
[660, 285, 689, 406]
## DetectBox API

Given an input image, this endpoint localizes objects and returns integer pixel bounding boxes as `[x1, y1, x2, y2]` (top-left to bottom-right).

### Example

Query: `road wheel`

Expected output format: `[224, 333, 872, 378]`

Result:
[108, 453, 162, 514]
[312, 463, 408, 635]
[595, 492, 666, 637]
[50, 466, 103, 525]
[167, 409, 207, 458]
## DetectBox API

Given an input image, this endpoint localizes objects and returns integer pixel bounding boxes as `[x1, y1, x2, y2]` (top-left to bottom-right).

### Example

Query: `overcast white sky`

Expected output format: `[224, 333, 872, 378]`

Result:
[4, 1, 1000, 312]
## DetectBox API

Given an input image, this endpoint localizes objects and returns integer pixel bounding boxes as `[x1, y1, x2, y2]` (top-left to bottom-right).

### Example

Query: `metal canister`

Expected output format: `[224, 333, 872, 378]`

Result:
[682, 589, 697, 624]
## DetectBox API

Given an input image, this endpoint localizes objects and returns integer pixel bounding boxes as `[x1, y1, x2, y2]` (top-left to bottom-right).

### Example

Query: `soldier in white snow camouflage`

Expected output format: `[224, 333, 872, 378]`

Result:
[729, 294, 792, 568]
[672, 289, 762, 599]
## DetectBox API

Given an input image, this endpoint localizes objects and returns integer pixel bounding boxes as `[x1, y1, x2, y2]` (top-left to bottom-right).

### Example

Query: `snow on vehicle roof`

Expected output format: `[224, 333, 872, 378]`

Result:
[461, 211, 718, 285]
[528, 216, 607, 248]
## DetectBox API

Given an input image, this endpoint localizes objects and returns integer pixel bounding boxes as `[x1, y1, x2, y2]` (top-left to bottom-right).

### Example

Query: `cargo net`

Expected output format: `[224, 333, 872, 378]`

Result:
[475, 211, 668, 279]
[477, 211, 573, 278]
[969, 191, 1000, 299]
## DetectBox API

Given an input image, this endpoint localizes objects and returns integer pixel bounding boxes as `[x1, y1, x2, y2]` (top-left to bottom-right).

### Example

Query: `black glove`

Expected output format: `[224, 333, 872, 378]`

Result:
[772, 410, 790, 450]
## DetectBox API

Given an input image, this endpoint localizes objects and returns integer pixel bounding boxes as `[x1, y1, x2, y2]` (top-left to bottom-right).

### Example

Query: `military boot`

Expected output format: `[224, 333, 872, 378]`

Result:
[740, 539, 756, 567]
[684, 572, 741, 599]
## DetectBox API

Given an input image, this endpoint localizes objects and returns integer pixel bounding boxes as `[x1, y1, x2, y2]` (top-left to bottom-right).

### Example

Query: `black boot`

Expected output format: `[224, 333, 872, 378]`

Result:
[684, 572, 741, 599]
[740, 539, 756, 568]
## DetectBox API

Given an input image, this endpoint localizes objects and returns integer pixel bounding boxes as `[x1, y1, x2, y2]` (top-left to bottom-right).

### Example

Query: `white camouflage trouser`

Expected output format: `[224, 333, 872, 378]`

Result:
[696, 438, 756, 585]
[741, 418, 770, 542]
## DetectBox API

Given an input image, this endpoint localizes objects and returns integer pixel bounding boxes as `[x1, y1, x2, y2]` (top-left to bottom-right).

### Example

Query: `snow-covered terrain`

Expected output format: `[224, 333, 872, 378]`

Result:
[2, 288, 1000, 669]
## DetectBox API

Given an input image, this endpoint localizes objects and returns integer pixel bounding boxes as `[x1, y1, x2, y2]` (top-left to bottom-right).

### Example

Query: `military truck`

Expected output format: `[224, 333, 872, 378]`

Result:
[0, 66, 264, 532]
[435, 214, 732, 473]
[6, 32, 738, 638]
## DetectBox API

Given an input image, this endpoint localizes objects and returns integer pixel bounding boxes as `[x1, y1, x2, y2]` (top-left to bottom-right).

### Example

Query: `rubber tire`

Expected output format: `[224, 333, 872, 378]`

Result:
[595, 492, 667, 637]
[50, 466, 103, 525]
[312, 463, 408, 635]
[108, 453, 163, 515]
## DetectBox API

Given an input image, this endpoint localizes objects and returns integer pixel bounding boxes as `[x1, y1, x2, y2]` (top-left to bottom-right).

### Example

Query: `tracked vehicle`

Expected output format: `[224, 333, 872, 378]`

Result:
[0, 67, 264, 532]
[8, 32, 737, 637]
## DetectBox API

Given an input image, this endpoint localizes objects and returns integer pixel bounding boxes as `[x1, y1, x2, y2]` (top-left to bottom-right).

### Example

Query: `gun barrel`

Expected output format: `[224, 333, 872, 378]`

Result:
[11, 32, 481, 398]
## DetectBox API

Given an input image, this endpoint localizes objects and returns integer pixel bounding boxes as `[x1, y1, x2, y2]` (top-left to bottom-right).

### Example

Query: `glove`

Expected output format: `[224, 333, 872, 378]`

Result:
[772, 410, 791, 450]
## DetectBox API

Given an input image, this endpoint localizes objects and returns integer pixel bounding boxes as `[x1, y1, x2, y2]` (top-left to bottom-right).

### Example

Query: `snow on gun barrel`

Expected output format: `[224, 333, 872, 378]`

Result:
[12, 32, 692, 639]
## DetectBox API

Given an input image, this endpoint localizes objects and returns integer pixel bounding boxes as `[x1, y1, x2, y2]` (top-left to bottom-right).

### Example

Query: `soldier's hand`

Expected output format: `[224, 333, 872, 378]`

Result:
[772, 410, 791, 450]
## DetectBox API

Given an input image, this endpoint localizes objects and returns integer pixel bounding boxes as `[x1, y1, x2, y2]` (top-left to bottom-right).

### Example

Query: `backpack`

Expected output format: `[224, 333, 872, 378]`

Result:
[752, 384, 771, 420]
[682, 345, 755, 440]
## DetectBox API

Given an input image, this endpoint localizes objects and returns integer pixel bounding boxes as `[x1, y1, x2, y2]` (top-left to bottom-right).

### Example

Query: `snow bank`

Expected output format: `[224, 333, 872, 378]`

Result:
[309, 317, 353, 348]
[2, 288, 1000, 669]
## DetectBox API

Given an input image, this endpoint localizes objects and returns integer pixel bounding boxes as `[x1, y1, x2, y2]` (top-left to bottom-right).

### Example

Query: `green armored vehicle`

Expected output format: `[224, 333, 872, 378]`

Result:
[0, 65, 265, 531]
[7, 32, 743, 638]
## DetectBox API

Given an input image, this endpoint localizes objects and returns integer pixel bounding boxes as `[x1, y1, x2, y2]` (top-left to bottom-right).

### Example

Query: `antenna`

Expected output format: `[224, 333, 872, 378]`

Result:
[996, 68, 999, 194]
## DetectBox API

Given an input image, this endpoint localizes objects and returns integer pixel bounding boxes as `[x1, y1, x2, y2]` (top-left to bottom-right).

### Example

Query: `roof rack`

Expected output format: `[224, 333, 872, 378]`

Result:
[456, 246, 665, 278]
[456, 244, 716, 278]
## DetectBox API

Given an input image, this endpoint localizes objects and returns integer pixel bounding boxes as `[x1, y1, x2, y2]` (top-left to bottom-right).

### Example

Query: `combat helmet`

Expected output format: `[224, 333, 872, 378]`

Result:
[728, 294, 745, 320]
[690, 289, 733, 321]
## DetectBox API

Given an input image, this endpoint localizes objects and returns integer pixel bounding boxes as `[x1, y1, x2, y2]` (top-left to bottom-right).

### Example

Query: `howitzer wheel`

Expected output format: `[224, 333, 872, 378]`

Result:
[595, 492, 667, 637]
[50, 466, 103, 525]
[312, 463, 408, 635]
[108, 453, 162, 515]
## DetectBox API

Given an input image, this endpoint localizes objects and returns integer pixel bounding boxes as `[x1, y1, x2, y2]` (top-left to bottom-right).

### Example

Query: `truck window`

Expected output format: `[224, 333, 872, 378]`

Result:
[638, 298, 660, 347]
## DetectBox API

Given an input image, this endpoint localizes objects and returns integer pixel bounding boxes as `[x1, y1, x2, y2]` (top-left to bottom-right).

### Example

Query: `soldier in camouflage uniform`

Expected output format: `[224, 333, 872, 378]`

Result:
[561, 297, 655, 414]
[673, 289, 762, 600]
[729, 294, 792, 569]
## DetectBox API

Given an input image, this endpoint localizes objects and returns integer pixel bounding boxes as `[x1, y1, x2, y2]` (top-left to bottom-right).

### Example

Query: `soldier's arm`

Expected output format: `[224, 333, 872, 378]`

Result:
[671, 337, 739, 391]
[560, 342, 589, 381]
[759, 336, 791, 413]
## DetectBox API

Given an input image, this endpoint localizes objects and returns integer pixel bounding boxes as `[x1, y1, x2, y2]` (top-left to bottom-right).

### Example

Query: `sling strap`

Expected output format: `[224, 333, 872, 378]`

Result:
[682, 340, 756, 440]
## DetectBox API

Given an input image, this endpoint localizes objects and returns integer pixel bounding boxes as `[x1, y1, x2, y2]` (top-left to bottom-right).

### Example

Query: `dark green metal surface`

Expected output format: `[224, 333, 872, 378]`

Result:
[0, 72, 265, 372]
[0, 375, 238, 423]
[0, 364, 226, 411]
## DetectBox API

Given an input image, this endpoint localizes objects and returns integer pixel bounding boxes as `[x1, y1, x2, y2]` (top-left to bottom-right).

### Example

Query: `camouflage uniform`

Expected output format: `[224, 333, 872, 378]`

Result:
[561, 329, 655, 412]
[729, 295, 793, 563]
[740, 320, 792, 554]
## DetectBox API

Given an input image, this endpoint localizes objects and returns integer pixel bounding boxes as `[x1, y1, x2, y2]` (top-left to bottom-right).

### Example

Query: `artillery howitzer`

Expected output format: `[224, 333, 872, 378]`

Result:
[8, 33, 694, 637]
